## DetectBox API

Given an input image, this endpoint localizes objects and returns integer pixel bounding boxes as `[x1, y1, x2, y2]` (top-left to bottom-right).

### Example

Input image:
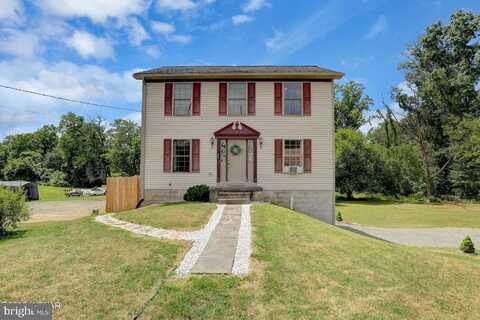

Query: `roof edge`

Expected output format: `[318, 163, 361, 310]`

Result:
[133, 72, 344, 80]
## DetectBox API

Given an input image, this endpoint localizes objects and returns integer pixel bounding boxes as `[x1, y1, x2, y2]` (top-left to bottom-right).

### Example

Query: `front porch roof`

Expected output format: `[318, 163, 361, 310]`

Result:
[214, 122, 260, 138]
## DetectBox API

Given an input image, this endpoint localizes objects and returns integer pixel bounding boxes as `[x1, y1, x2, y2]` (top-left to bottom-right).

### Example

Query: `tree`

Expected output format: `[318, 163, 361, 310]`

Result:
[107, 119, 141, 176]
[58, 113, 108, 187]
[2, 151, 45, 181]
[335, 129, 380, 199]
[445, 117, 480, 199]
[397, 10, 480, 195]
[334, 81, 373, 130]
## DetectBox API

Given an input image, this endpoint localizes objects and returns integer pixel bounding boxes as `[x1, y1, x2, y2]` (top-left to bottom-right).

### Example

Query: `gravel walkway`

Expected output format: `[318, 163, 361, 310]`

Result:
[337, 223, 480, 248]
[96, 204, 252, 276]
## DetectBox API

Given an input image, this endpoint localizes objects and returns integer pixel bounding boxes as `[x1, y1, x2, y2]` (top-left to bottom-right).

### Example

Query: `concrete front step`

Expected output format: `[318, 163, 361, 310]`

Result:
[218, 191, 251, 198]
[218, 198, 251, 204]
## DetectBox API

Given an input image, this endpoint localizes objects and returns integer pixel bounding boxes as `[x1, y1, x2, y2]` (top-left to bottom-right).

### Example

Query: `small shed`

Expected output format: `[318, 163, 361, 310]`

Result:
[0, 181, 39, 200]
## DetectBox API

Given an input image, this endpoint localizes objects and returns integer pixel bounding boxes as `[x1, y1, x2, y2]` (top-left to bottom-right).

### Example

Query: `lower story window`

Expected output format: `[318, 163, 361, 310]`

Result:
[173, 140, 190, 172]
[284, 139, 302, 168]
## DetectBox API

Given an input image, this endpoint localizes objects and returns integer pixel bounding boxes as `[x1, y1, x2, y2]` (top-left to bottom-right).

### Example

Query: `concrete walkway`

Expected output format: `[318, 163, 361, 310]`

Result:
[338, 223, 480, 248]
[96, 204, 252, 276]
[191, 205, 249, 274]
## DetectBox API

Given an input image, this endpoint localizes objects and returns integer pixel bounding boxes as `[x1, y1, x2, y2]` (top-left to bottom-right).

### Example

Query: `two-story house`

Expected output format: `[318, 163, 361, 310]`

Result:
[133, 66, 343, 224]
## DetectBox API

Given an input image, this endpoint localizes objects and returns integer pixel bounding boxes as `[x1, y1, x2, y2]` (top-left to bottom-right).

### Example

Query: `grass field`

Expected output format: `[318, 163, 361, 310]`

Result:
[337, 199, 480, 228]
[114, 203, 216, 230]
[0, 218, 187, 319]
[2, 203, 480, 319]
[38, 185, 105, 201]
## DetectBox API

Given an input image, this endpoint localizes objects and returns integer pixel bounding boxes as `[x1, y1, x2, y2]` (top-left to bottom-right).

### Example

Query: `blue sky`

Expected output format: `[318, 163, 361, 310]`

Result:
[0, 0, 478, 137]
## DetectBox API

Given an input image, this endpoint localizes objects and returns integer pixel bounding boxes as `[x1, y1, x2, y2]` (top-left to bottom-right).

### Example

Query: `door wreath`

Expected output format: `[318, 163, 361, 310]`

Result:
[230, 144, 242, 155]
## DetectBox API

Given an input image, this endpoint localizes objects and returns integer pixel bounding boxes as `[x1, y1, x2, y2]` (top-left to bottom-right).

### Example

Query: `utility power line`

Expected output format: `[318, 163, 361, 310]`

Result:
[0, 84, 138, 112]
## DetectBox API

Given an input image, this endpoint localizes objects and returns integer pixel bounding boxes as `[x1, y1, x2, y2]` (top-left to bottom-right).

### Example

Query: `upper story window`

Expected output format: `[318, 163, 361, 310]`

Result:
[173, 139, 190, 172]
[228, 83, 246, 116]
[174, 83, 192, 116]
[284, 83, 302, 115]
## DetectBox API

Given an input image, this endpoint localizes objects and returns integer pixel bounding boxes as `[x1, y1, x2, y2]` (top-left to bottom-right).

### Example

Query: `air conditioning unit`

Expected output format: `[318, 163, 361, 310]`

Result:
[287, 166, 302, 175]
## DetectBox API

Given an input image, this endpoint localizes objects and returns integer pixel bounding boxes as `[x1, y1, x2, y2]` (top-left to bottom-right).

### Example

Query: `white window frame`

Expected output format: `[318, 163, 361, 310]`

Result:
[173, 83, 193, 117]
[283, 82, 303, 116]
[227, 82, 248, 116]
[172, 139, 192, 173]
[283, 139, 303, 174]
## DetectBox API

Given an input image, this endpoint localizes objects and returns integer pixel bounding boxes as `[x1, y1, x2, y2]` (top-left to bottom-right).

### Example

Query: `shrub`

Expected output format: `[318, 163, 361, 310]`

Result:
[459, 236, 475, 254]
[184, 185, 210, 202]
[0, 187, 30, 235]
[48, 170, 67, 187]
[336, 211, 343, 222]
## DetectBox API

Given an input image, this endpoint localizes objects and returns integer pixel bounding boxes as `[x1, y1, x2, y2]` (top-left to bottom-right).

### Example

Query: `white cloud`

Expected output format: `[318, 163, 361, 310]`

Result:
[396, 81, 415, 97]
[232, 14, 253, 25]
[38, 0, 148, 23]
[265, 31, 283, 49]
[0, 30, 41, 58]
[243, 0, 267, 12]
[0, 0, 24, 24]
[0, 57, 141, 137]
[67, 30, 114, 60]
[156, 0, 196, 11]
[145, 45, 161, 58]
[365, 15, 387, 39]
[124, 17, 149, 46]
[168, 34, 192, 44]
[151, 21, 176, 35]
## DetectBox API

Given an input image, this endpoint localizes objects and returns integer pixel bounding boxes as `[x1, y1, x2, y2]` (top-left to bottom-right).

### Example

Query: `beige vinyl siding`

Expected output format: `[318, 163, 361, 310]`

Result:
[143, 81, 334, 191]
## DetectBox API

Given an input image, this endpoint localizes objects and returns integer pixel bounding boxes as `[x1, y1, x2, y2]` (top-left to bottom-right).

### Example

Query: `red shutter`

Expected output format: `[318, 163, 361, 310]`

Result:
[303, 83, 311, 116]
[248, 82, 256, 115]
[192, 83, 201, 116]
[274, 139, 283, 173]
[192, 139, 200, 172]
[164, 83, 173, 116]
[274, 83, 282, 115]
[303, 139, 312, 173]
[219, 83, 227, 115]
[163, 139, 172, 172]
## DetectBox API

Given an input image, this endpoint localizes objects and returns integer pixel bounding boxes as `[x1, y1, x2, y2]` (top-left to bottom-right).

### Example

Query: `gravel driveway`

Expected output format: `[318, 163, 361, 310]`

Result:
[337, 223, 480, 248]
[27, 200, 105, 223]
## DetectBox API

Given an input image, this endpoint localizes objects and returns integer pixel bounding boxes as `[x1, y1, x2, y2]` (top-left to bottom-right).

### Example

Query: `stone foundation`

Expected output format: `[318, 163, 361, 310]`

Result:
[143, 188, 335, 224]
[253, 190, 335, 224]
[143, 189, 186, 205]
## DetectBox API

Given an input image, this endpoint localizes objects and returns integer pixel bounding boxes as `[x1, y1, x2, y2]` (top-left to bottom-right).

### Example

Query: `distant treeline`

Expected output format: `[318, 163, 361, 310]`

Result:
[0, 113, 140, 187]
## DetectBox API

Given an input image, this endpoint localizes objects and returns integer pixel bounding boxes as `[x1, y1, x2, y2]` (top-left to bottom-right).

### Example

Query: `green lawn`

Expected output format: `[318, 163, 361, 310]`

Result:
[38, 185, 105, 201]
[337, 199, 480, 228]
[0, 218, 187, 319]
[114, 203, 216, 230]
[139, 204, 480, 320]
[2, 203, 480, 319]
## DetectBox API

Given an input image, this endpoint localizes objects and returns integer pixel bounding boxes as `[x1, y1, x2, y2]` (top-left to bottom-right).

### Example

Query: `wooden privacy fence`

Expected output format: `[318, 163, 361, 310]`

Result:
[106, 176, 141, 213]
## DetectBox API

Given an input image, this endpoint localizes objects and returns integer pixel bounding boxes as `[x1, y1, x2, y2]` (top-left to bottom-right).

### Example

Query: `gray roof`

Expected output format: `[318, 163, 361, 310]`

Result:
[0, 180, 34, 187]
[133, 65, 344, 80]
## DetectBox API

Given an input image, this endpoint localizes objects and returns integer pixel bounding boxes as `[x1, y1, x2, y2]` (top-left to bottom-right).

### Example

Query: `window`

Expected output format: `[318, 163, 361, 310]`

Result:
[284, 83, 302, 115]
[174, 83, 192, 116]
[228, 83, 246, 116]
[284, 140, 302, 168]
[173, 140, 190, 172]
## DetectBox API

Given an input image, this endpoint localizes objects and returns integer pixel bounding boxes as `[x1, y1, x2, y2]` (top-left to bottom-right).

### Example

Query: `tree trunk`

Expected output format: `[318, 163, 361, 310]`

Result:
[417, 132, 434, 198]
[346, 190, 354, 200]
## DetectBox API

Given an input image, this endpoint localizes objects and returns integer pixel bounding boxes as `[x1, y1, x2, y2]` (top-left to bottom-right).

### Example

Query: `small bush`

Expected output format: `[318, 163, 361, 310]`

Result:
[48, 170, 67, 187]
[459, 236, 475, 254]
[0, 187, 30, 235]
[336, 211, 343, 222]
[184, 185, 210, 202]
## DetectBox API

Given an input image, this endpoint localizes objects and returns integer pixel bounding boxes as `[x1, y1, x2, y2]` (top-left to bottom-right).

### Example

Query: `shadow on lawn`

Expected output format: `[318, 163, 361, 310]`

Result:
[336, 224, 392, 243]
[0, 229, 28, 242]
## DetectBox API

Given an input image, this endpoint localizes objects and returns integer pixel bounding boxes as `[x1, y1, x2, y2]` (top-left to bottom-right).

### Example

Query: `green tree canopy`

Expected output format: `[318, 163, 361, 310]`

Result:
[334, 81, 373, 130]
